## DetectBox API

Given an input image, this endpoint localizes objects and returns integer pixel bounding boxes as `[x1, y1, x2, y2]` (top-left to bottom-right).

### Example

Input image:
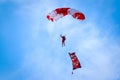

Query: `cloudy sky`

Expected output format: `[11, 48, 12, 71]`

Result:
[0, 0, 120, 80]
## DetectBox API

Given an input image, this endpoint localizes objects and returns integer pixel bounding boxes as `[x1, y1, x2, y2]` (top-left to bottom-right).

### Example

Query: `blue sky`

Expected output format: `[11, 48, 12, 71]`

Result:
[0, 0, 120, 80]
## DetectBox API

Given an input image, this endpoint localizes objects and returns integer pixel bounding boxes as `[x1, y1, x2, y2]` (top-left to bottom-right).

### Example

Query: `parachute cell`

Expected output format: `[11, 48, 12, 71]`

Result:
[47, 8, 85, 22]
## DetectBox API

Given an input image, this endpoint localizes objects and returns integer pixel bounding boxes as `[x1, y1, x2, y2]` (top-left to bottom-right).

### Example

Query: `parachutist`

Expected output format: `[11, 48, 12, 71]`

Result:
[60, 34, 66, 47]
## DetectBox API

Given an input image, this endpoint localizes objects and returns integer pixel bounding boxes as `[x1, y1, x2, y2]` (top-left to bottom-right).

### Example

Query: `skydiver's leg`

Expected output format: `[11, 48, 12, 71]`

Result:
[63, 40, 65, 47]
[62, 40, 64, 47]
[63, 42, 65, 46]
[62, 42, 63, 47]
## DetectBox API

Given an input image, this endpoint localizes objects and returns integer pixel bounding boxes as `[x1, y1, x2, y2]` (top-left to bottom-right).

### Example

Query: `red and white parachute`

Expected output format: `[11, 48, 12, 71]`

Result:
[46, 8, 85, 22]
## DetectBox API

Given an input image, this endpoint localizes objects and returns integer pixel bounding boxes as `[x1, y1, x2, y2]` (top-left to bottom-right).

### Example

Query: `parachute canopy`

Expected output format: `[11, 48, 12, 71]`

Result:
[69, 52, 81, 70]
[47, 8, 85, 22]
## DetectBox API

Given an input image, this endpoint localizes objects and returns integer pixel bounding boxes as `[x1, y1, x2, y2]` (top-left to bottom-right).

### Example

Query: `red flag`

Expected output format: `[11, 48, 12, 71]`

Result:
[69, 52, 81, 70]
